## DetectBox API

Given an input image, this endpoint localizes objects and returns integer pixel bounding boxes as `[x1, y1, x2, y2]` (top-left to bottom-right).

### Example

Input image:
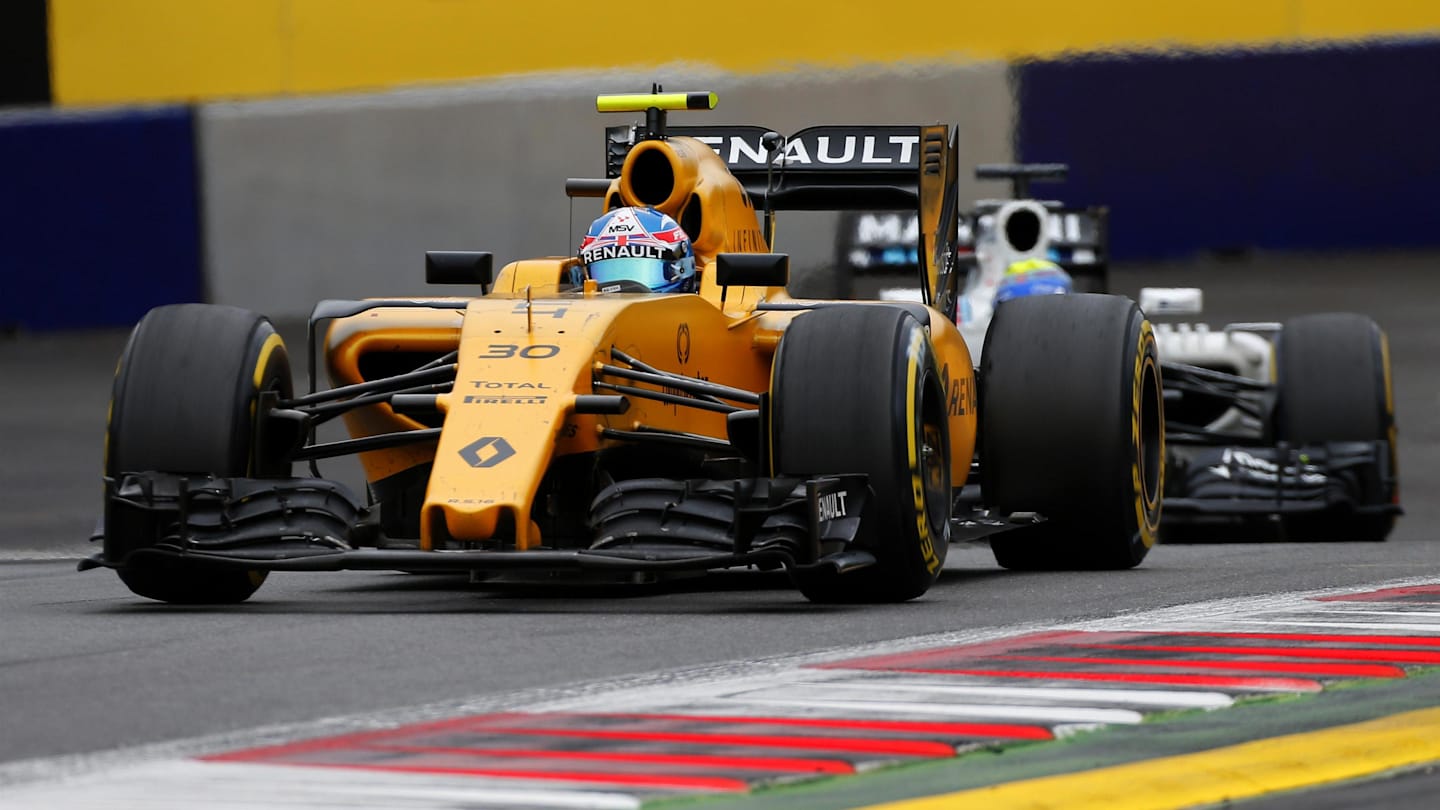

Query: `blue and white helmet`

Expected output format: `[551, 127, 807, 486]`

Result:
[995, 258, 1074, 304]
[579, 207, 696, 293]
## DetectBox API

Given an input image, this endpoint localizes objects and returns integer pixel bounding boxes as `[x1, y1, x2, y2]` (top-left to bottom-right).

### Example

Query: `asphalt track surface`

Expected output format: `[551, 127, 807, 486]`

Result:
[2, 252, 1438, 805]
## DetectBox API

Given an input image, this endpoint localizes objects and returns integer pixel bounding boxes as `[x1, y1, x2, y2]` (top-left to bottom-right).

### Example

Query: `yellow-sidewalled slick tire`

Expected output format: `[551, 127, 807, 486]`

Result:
[771, 306, 951, 603]
[982, 294, 1163, 570]
[104, 304, 292, 604]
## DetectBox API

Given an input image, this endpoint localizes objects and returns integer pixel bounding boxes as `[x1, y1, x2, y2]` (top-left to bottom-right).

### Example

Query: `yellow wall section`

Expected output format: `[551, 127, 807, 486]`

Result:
[1300, 0, 1440, 39]
[50, 1, 1440, 105]
[49, 2, 290, 103]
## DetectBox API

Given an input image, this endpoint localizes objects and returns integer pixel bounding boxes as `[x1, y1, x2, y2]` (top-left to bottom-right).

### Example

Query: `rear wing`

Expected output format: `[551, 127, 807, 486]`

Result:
[606, 124, 950, 211]
[605, 122, 961, 302]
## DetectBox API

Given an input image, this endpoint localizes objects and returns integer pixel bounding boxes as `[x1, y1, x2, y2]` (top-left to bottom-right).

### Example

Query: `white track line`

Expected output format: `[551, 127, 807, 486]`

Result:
[713, 695, 1146, 726]
[1218, 619, 1440, 633]
[733, 681, 1235, 710]
[0, 761, 644, 810]
[0, 551, 85, 562]
[1297, 609, 1440, 618]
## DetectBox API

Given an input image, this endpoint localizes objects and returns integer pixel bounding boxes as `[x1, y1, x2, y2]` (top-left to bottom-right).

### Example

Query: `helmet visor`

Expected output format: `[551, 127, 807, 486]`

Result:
[586, 257, 673, 291]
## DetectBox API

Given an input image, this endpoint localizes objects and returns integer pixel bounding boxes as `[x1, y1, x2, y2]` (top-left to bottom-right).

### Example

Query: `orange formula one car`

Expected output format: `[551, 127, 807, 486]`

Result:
[83, 91, 1164, 604]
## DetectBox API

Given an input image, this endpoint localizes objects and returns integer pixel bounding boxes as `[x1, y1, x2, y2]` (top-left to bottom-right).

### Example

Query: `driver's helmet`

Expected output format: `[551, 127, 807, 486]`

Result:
[578, 207, 696, 293]
[995, 258, 1073, 304]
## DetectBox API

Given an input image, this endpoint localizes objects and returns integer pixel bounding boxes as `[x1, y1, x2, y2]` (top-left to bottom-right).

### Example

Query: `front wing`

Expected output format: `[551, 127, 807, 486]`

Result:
[81, 472, 877, 576]
[1164, 440, 1399, 519]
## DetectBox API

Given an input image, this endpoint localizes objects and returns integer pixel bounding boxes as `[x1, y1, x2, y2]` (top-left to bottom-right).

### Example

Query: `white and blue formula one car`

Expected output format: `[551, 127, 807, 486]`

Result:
[836, 164, 1108, 325]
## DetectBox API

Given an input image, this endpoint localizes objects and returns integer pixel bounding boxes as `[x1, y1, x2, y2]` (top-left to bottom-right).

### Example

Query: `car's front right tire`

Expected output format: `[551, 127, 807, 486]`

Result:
[1274, 312, 1397, 542]
[105, 304, 292, 603]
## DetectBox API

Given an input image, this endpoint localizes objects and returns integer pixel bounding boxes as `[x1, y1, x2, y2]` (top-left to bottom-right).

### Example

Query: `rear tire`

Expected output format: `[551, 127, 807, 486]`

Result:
[771, 306, 950, 602]
[105, 304, 292, 603]
[1275, 313, 1397, 542]
[982, 294, 1163, 570]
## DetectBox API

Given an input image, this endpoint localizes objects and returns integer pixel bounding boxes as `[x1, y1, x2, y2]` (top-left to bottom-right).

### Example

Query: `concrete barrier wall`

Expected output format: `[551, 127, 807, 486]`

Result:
[1017, 38, 1440, 261]
[0, 106, 202, 330]
[199, 66, 1014, 317]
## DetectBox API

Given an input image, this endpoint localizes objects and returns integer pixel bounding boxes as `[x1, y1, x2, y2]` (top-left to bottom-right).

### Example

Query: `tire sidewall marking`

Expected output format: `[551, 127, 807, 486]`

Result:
[1131, 319, 1162, 549]
[905, 324, 943, 577]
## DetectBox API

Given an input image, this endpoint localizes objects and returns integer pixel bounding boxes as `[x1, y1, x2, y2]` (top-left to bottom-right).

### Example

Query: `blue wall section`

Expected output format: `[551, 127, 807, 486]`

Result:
[0, 106, 202, 330]
[1016, 38, 1440, 261]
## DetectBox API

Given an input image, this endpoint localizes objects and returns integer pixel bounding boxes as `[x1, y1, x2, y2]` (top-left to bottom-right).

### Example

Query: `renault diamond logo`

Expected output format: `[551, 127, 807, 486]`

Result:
[676, 322, 691, 364]
[459, 436, 515, 468]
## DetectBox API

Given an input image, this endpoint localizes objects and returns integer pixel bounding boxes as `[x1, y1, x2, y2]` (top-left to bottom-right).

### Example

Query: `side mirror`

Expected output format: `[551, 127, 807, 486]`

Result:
[716, 252, 789, 288]
[426, 251, 494, 288]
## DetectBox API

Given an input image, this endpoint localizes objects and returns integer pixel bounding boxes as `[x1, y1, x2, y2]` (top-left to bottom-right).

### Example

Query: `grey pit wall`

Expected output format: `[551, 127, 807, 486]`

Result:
[199, 63, 1013, 318]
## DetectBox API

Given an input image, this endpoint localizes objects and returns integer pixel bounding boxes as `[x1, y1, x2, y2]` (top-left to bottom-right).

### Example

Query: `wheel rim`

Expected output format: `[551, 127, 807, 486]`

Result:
[921, 378, 951, 543]
[922, 426, 948, 525]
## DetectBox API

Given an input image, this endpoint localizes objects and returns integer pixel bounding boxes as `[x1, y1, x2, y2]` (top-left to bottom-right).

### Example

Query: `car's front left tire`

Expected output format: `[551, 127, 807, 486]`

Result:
[981, 294, 1164, 570]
